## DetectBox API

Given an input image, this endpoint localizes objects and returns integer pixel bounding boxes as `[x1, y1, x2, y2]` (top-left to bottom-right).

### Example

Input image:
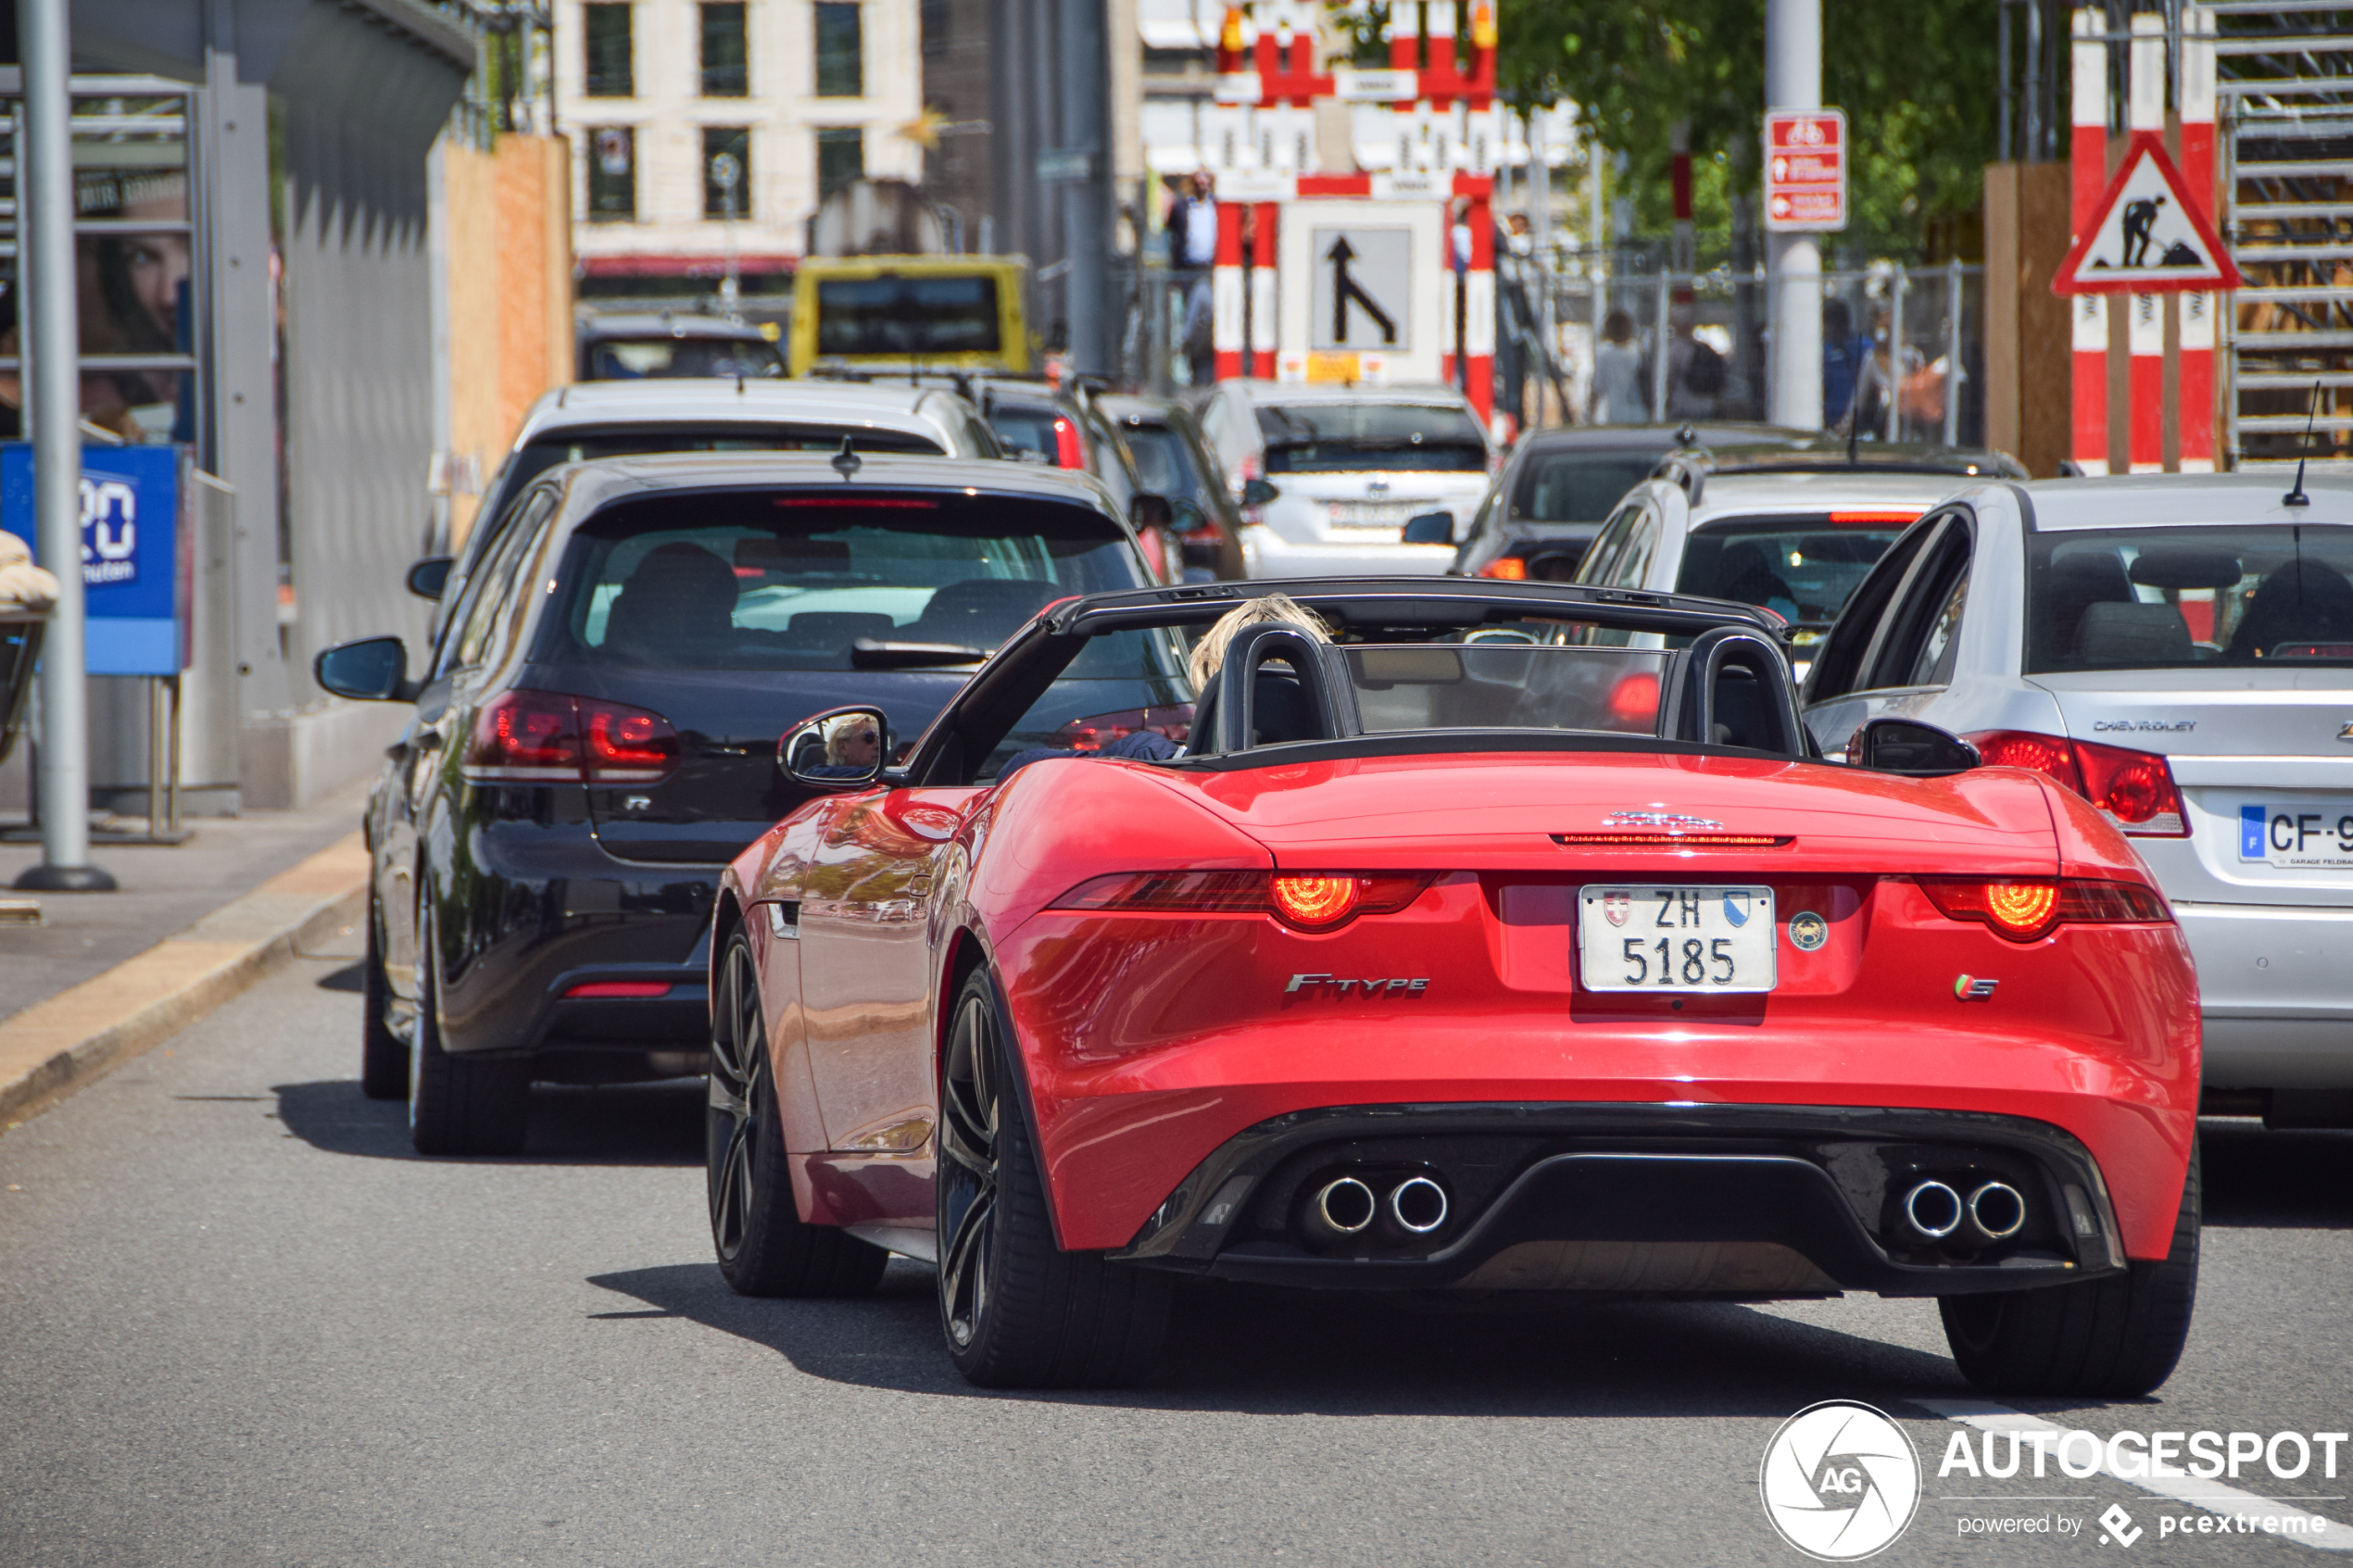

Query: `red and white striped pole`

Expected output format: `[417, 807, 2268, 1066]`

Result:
[1465, 183, 1495, 421]
[1249, 201, 1279, 379]
[2180, 4, 2219, 472]
[2126, 12, 2165, 473]
[1212, 201, 1246, 382]
[1669, 119, 1694, 286]
[2070, 6, 2111, 475]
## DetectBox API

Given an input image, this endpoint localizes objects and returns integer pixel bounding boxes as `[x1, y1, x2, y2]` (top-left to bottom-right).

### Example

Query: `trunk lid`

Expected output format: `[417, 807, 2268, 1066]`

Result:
[2029, 668, 2353, 905]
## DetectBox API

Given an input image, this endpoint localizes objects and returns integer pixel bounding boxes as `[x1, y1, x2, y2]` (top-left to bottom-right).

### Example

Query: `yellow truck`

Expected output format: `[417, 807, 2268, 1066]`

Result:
[787, 256, 1033, 378]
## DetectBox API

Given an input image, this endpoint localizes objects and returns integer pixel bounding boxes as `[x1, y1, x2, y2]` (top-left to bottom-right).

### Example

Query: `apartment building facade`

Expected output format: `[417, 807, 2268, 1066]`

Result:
[554, 0, 924, 305]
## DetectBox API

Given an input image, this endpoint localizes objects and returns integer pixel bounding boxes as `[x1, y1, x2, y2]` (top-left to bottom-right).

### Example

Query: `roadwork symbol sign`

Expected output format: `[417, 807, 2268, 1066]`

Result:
[2053, 130, 2242, 295]
[1311, 226, 1411, 351]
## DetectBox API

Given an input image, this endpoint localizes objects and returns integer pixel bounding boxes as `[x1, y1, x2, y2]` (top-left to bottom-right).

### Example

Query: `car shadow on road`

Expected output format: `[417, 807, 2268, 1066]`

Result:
[2201, 1119, 2353, 1230]
[271, 1078, 704, 1166]
[584, 1258, 1975, 1418]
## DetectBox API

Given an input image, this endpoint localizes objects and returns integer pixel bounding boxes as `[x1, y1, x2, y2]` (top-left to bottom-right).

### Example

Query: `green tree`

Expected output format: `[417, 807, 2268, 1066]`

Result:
[1497, 0, 1997, 259]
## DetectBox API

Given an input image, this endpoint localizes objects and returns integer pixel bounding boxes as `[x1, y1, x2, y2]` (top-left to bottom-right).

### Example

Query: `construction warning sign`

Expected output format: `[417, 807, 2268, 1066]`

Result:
[2054, 130, 2243, 295]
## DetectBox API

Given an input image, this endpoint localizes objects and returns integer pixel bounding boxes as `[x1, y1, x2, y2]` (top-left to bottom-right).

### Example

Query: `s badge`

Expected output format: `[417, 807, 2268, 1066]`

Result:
[1955, 975, 1999, 1001]
[1786, 909, 1829, 952]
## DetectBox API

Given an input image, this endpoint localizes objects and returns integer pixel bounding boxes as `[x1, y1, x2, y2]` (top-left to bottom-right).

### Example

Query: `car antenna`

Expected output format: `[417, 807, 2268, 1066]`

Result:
[2284, 379, 2319, 508]
[1846, 409, 1861, 467]
[735, 372, 745, 395]
[832, 433, 862, 479]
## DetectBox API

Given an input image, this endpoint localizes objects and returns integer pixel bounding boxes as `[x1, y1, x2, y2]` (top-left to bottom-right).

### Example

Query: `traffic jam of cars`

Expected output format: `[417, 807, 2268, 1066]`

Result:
[313, 372, 2351, 1398]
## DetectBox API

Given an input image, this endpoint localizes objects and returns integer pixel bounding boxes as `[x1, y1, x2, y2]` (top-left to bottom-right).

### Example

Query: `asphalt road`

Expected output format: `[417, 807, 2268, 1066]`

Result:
[4, 952, 2350, 1567]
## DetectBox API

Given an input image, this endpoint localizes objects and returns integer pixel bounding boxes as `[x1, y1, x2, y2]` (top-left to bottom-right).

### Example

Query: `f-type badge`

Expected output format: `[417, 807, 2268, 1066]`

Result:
[1954, 975, 1999, 1001]
[1287, 973, 1429, 997]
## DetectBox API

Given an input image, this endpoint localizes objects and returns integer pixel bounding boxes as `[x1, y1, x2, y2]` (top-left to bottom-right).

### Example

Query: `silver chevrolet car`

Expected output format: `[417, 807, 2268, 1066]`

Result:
[1802, 472, 2353, 1126]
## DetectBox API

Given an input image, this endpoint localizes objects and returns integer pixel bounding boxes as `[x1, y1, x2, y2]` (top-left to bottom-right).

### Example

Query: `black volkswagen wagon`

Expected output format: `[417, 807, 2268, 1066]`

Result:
[316, 454, 1165, 1154]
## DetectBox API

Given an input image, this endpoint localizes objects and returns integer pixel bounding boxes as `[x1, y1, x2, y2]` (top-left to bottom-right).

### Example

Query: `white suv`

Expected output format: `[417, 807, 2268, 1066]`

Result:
[1572, 445, 2022, 676]
[1193, 382, 1492, 578]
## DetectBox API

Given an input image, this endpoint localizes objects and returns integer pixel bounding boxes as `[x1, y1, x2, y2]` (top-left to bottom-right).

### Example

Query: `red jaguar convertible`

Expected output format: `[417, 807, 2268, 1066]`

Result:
[705, 578, 2200, 1392]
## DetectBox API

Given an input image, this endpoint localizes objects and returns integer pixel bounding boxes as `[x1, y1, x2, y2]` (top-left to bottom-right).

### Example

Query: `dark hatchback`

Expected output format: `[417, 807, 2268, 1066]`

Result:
[315, 454, 1161, 1155]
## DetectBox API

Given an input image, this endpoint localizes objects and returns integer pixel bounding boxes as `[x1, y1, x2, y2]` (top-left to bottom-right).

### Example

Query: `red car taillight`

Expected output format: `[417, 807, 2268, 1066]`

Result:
[1965, 730, 2188, 836]
[1052, 417, 1085, 469]
[1915, 876, 2171, 942]
[1051, 870, 1433, 931]
[1478, 558, 1528, 581]
[464, 691, 681, 785]
[1053, 705, 1194, 751]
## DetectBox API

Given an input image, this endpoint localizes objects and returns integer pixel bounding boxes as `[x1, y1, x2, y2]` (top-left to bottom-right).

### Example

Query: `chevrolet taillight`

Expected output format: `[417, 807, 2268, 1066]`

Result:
[463, 690, 681, 785]
[1965, 730, 2188, 836]
[1051, 870, 1432, 931]
[1915, 876, 2171, 942]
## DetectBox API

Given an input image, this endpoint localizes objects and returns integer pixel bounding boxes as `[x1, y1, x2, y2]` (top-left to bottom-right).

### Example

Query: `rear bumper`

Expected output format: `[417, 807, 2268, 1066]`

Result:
[1241, 525, 1455, 579]
[2175, 899, 2353, 1086]
[1109, 1103, 2128, 1297]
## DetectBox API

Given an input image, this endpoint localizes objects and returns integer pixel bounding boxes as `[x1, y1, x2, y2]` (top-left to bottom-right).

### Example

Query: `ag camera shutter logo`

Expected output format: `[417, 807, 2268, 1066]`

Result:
[1759, 1400, 1921, 1560]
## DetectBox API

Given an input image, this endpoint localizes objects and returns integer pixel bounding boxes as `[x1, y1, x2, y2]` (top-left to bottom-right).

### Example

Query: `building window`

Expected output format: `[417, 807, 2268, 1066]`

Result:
[584, 3, 635, 97]
[587, 127, 636, 220]
[815, 126, 864, 196]
[700, 3, 749, 97]
[703, 127, 751, 219]
[814, 3, 863, 97]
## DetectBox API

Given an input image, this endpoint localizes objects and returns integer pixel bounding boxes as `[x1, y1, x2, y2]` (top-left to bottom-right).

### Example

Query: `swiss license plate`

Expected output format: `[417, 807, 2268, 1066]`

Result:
[1578, 885, 1778, 993]
[2238, 804, 2353, 869]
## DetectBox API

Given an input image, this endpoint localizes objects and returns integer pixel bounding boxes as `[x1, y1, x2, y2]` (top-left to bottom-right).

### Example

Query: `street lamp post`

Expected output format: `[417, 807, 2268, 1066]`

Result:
[15, 0, 114, 892]
[1765, 0, 1824, 430]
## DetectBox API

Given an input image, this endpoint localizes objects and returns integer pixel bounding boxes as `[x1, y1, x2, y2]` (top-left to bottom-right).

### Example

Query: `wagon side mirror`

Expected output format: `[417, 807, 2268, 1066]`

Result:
[315, 635, 420, 703]
[405, 556, 455, 601]
[1846, 717, 1981, 777]
[1402, 511, 1455, 545]
[1240, 478, 1279, 508]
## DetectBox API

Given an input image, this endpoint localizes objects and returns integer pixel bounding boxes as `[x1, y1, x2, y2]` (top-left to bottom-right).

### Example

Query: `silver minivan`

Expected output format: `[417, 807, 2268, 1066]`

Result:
[1802, 473, 2353, 1124]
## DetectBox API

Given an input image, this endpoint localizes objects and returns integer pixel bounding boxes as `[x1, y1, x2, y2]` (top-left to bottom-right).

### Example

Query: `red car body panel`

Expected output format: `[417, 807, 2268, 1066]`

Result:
[723, 746, 2199, 1272]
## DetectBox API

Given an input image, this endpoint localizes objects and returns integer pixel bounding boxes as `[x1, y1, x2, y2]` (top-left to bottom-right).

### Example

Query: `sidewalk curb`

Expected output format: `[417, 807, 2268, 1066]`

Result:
[0, 832, 371, 1130]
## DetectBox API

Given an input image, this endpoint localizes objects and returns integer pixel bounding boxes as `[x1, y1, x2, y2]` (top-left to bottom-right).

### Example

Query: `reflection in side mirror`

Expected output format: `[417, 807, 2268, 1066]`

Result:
[1240, 478, 1279, 508]
[1402, 510, 1455, 546]
[314, 635, 415, 703]
[404, 556, 455, 601]
[1845, 717, 1981, 777]
[778, 705, 891, 790]
[1169, 498, 1206, 537]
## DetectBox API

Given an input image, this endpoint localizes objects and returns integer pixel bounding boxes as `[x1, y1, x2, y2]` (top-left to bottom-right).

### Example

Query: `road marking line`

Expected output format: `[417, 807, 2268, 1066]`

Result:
[1917, 1399, 2353, 1552]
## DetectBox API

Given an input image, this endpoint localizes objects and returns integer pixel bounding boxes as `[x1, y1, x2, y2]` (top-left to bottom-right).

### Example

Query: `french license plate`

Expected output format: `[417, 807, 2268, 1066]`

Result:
[2238, 804, 2353, 869]
[1578, 885, 1778, 993]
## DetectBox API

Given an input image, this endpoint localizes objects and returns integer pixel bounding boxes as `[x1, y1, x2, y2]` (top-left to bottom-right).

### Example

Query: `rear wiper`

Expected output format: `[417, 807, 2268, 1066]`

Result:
[850, 637, 990, 670]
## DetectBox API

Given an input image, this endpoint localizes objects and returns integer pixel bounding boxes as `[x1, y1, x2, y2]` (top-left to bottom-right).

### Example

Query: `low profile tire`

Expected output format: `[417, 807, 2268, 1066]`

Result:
[359, 895, 408, 1101]
[1940, 1143, 2200, 1398]
[407, 920, 530, 1158]
[937, 967, 1170, 1388]
[707, 931, 887, 1298]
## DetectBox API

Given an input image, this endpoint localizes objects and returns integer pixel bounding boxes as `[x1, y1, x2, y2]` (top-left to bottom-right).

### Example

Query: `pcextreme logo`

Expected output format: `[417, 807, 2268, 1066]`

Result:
[1760, 1401, 1922, 1560]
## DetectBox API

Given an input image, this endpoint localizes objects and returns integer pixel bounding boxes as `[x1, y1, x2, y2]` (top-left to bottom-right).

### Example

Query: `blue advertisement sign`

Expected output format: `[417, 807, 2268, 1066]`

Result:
[2, 443, 188, 676]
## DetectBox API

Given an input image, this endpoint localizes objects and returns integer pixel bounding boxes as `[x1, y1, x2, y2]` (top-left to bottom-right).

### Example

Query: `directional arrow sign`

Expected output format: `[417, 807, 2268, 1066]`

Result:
[2054, 130, 2242, 295]
[1310, 226, 1410, 351]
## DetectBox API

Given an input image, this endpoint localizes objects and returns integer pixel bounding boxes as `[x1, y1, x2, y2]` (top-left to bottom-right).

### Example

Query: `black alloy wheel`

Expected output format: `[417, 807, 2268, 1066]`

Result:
[359, 893, 407, 1101]
[936, 984, 1001, 1351]
[706, 930, 887, 1297]
[935, 968, 1170, 1387]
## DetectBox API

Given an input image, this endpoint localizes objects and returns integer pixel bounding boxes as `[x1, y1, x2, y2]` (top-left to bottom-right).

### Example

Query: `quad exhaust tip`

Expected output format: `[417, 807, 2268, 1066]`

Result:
[1315, 1176, 1378, 1236]
[1969, 1181, 2026, 1241]
[1390, 1175, 1449, 1235]
[1902, 1179, 1964, 1240]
